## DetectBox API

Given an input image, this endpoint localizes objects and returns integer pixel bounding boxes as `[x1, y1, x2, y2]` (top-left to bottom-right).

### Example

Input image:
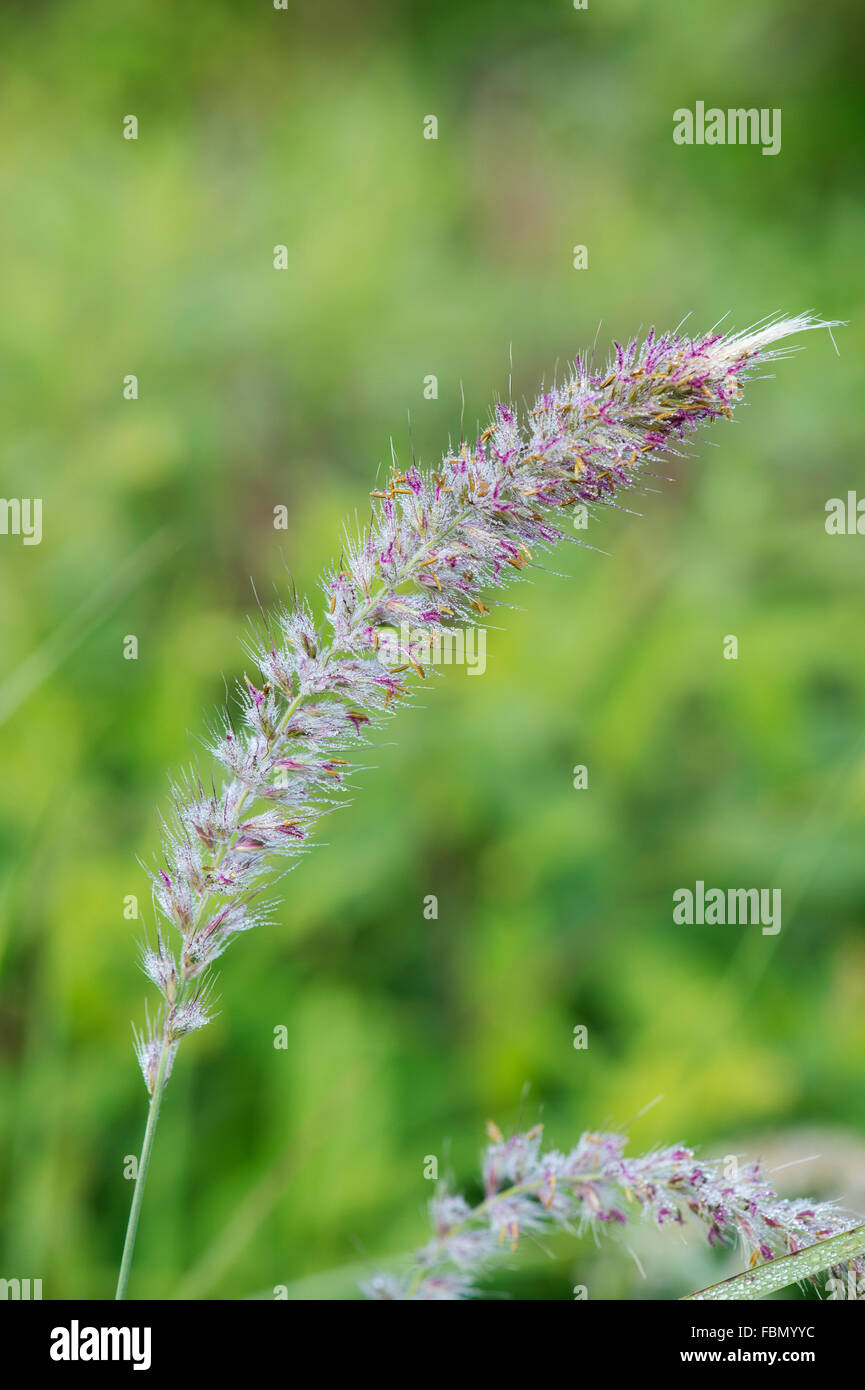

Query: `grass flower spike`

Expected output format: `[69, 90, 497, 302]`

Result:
[363, 1124, 865, 1300]
[116, 313, 838, 1298]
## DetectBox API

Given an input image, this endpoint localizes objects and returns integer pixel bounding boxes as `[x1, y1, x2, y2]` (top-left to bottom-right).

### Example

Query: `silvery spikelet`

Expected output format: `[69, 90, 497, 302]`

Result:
[117, 313, 853, 1300]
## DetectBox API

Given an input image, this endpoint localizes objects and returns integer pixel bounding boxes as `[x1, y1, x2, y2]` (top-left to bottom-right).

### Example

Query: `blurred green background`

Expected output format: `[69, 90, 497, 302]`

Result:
[1, 0, 864, 1300]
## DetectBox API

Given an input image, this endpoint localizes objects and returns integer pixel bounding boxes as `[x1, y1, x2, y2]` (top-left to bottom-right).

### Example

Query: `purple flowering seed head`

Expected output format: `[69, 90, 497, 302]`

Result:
[362, 1124, 865, 1300]
[132, 315, 838, 1090]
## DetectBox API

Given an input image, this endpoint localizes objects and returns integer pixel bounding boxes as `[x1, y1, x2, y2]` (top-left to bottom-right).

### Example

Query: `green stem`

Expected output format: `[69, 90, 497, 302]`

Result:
[115, 1039, 172, 1300]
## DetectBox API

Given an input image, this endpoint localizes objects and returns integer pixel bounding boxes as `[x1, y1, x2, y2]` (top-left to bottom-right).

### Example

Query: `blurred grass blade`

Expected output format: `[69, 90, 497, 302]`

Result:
[0, 526, 177, 728]
[683, 1224, 865, 1300]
